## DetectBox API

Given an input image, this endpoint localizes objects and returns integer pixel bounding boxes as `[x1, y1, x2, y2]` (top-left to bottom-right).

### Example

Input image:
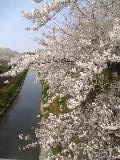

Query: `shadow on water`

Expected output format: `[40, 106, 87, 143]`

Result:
[0, 70, 42, 160]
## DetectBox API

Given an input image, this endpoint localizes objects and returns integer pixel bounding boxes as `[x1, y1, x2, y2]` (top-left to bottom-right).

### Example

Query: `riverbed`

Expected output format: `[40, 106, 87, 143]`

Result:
[0, 70, 42, 160]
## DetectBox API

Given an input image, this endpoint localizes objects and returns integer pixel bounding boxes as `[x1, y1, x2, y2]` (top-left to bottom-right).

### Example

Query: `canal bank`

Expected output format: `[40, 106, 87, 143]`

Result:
[0, 69, 28, 117]
[0, 70, 42, 160]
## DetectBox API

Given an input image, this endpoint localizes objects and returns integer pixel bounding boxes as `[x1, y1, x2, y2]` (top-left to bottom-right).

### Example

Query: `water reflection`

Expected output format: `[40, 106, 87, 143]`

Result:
[0, 70, 41, 160]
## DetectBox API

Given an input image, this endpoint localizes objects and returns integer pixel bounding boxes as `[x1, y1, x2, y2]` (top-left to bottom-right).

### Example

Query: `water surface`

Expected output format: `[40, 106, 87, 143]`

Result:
[0, 70, 41, 160]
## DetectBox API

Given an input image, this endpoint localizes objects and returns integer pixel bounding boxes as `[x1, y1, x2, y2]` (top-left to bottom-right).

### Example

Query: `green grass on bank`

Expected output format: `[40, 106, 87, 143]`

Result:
[0, 64, 11, 74]
[41, 95, 72, 119]
[42, 80, 49, 104]
[0, 69, 28, 112]
[41, 64, 120, 119]
[51, 144, 62, 155]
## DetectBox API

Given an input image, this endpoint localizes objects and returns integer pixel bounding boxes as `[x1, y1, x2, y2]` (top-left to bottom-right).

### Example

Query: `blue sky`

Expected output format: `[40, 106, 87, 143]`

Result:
[0, 0, 69, 53]
[0, 0, 41, 53]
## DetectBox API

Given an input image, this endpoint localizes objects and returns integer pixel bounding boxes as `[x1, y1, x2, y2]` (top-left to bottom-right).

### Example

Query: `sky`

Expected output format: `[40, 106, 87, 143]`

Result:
[0, 0, 41, 53]
[0, 0, 70, 53]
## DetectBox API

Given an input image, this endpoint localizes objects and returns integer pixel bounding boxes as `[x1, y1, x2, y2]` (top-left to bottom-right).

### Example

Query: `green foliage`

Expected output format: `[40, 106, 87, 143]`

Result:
[26, 52, 35, 55]
[42, 80, 49, 104]
[0, 64, 10, 74]
[42, 111, 49, 119]
[41, 95, 71, 119]
[0, 69, 28, 111]
[59, 96, 67, 106]
[51, 144, 62, 155]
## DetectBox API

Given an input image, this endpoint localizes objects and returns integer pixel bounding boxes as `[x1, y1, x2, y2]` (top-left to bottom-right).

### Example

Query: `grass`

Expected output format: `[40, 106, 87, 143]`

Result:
[0, 69, 28, 112]
[41, 95, 71, 119]
[42, 80, 49, 104]
[51, 144, 62, 155]
[41, 64, 120, 118]
[0, 64, 11, 74]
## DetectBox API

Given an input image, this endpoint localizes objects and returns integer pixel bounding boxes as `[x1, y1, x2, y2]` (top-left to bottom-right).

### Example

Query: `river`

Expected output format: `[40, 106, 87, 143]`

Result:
[0, 70, 42, 160]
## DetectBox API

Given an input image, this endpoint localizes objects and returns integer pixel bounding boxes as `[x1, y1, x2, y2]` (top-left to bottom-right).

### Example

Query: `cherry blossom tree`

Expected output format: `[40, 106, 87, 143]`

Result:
[22, 0, 80, 30]
[23, 1, 120, 160]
